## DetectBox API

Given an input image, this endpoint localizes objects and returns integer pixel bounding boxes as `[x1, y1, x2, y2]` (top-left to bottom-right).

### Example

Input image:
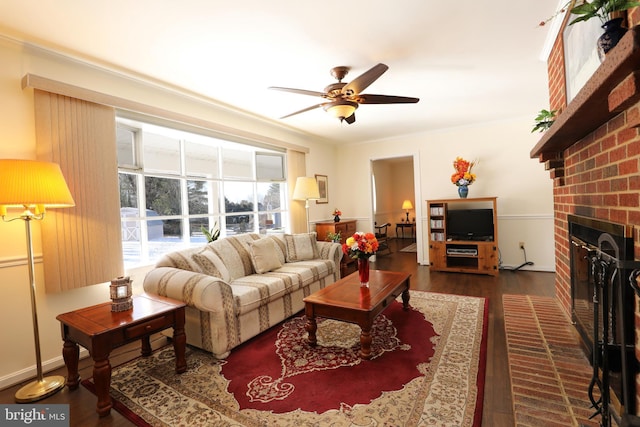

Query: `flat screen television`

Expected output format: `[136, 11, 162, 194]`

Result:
[446, 208, 494, 241]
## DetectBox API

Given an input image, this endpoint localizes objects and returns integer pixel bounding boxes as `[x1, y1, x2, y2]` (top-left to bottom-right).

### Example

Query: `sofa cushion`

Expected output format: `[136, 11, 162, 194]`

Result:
[230, 258, 336, 315]
[264, 235, 287, 265]
[191, 250, 230, 280]
[284, 232, 319, 262]
[248, 238, 282, 274]
[156, 246, 230, 281]
[207, 234, 262, 280]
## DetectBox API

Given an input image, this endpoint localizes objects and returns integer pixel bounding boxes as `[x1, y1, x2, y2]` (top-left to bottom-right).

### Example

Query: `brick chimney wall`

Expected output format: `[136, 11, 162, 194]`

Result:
[544, 11, 640, 411]
[548, 34, 567, 115]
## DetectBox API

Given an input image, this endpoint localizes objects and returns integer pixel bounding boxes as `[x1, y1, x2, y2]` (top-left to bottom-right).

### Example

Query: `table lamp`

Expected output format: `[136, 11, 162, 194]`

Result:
[292, 177, 320, 233]
[0, 159, 75, 403]
[402, 200, 413, 222]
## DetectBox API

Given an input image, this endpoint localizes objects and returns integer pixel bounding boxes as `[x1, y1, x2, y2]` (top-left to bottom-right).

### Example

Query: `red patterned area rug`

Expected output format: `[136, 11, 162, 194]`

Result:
[83, 291, 488, 426]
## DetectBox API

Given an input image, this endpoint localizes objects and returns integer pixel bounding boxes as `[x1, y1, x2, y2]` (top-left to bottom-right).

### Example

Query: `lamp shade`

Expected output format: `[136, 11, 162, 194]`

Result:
[402, 200, 413, 210]
[292, 176, 320, 200]
[324, 100, 358, 120]
[0, 159, 75, 210]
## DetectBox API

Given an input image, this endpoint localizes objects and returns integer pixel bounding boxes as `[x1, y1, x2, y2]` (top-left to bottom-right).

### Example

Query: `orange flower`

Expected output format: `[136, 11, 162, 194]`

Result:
[451, 157, 476, 186]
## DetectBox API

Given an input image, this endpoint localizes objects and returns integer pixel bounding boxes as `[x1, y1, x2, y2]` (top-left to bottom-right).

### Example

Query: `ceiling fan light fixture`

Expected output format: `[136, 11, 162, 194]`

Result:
[324, 100, 358, 120]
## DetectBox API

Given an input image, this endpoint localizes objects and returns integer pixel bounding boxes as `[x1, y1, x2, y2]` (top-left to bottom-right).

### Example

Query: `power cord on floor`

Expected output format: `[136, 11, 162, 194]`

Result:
[499, 245, 535, 271]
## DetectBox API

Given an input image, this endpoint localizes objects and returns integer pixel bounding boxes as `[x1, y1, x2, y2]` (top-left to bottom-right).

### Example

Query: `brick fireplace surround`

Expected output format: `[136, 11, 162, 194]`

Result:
[532, 9, 640, 415]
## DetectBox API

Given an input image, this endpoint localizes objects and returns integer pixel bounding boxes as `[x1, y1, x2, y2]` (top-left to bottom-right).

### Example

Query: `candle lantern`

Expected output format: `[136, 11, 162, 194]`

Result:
[110, 276, 133, 312]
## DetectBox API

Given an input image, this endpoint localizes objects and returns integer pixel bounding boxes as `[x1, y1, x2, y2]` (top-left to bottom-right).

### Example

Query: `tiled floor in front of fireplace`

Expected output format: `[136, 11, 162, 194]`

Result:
[503, 294, 601, 426]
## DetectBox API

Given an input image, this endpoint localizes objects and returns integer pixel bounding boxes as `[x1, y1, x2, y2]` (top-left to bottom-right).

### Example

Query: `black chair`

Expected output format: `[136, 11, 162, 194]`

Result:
[374, 222, 391, 255]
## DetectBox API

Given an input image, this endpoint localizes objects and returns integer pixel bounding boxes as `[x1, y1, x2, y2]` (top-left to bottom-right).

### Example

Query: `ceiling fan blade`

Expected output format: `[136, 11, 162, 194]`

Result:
[341, 63, 388, 96]
[345, 113, 356, 124]
[279, 103, 326, 119]
[269, 86, 326, 98]
[357, 94, 420, 104]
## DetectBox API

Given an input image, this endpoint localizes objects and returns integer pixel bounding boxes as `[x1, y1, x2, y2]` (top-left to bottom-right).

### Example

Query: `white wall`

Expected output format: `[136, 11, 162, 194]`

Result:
[330, 119, 555, 272]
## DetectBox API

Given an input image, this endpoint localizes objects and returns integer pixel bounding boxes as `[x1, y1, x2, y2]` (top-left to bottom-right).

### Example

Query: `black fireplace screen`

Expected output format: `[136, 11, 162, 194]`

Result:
[568, 214, 637, 425]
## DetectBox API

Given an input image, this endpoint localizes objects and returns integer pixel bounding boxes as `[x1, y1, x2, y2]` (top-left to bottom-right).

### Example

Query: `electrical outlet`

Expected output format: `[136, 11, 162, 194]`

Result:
[519, 241, 525, 250]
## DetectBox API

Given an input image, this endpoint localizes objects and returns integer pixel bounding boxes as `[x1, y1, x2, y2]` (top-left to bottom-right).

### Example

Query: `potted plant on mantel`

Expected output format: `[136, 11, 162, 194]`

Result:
[542, 0, 640, 60]
[531, 109, 558, 133]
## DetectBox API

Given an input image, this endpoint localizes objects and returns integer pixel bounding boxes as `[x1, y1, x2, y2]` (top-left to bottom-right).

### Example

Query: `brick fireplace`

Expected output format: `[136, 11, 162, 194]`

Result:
[533, 12, 640, 424]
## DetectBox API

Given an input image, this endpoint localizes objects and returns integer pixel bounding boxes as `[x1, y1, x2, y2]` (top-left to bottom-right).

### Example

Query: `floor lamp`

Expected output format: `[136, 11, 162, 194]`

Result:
[0, 159, 75, 403]
[292, 176, 320, 233]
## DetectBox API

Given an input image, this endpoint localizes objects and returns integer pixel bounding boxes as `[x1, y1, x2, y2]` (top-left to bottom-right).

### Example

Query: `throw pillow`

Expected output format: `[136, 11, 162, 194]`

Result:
[191, 249, 230, 281]
[284, 232, 319, 262]
[248, 238, 283, 274]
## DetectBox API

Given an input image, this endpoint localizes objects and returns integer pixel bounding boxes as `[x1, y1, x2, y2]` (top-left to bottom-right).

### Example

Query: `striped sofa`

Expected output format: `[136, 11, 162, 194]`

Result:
[143, 232, 342, 359]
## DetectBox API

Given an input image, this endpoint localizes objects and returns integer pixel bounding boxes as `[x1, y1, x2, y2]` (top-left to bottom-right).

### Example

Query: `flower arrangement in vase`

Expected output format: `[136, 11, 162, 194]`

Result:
[332, 208, 342, 222]
[451, 157, 476, 198]
[342, 232, 379, 287]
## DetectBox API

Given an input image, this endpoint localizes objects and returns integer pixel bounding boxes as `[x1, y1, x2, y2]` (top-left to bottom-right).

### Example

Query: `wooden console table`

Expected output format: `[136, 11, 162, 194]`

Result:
[56, 293, 187, 417]
[315, 219, 357, 276]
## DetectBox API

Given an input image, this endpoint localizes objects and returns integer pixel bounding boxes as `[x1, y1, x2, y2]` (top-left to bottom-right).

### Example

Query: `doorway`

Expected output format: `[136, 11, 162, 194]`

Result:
[370, 155, 422, 263]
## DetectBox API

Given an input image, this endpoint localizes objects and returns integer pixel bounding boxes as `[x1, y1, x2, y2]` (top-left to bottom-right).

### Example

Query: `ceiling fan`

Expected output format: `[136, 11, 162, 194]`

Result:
[269, 63, 419, 124]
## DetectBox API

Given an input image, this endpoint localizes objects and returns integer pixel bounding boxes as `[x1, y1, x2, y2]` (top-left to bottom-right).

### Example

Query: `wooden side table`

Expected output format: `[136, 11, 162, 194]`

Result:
[395, 222, 416, 239]
[56, 293, 187, 417]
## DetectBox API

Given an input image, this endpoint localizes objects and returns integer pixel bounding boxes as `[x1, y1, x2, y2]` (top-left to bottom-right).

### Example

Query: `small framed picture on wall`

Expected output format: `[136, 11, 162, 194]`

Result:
[315, 174, 328, 204]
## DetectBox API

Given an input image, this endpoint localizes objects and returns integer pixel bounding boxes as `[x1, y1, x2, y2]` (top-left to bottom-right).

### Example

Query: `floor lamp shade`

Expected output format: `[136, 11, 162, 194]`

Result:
[292, 176, 320, 201]
[0, 159, 75, 212]
[292, 177, 320, 233]
[0, 159, 74, 403]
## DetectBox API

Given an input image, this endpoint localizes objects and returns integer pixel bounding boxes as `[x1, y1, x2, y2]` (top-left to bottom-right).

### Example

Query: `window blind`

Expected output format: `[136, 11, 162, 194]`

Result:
[34, 90, 124, 292]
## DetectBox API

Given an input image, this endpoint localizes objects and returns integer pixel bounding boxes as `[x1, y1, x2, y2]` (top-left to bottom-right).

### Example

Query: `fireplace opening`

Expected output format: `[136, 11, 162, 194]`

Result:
[568, 214, 636, 420]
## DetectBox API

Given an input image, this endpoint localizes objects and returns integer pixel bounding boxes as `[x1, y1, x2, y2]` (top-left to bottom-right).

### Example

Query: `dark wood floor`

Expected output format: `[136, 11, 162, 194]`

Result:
[0, 237, 556, 426]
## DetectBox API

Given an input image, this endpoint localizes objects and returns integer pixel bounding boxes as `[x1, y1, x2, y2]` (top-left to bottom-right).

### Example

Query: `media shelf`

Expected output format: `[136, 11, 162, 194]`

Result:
[427, 197, 498, 276]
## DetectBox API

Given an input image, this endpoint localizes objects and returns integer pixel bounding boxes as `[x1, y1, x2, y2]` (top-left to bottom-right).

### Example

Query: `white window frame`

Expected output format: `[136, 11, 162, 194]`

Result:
[116, 117, 288, 268]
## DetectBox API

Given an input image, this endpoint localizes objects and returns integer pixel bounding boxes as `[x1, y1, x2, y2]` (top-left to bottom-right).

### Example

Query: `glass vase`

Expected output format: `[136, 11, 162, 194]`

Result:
[358, 258, 370, 287]
[458, 185, 469, 198]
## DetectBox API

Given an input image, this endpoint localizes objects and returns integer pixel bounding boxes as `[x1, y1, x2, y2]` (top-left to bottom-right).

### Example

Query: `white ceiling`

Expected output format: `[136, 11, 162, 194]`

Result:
[0, 0, 560, 145]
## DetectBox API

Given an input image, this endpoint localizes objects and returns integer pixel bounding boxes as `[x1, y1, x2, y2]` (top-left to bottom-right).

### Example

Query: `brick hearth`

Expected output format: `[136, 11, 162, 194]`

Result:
[504, 294, 599, 426]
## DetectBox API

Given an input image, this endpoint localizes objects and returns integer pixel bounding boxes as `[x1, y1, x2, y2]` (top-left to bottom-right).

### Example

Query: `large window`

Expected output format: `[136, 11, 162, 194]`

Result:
[117, 118, 288, 268]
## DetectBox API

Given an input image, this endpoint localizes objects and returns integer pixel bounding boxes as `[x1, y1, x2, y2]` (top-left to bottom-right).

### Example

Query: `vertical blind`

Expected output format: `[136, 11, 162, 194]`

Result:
[34, 89, 123, 292]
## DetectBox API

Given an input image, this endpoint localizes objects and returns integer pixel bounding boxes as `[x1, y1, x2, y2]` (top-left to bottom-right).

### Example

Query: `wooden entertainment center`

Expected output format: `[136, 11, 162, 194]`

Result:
[427, 197, 498, 276]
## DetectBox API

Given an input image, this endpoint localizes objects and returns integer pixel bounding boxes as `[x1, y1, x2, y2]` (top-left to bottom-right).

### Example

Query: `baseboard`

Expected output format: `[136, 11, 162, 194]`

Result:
[418, 261, 555, 272]
[0, 348, 89, 390]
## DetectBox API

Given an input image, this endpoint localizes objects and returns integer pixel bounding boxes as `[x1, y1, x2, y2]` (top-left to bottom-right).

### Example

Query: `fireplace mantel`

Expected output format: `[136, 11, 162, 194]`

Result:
[530, 27, 640, 160]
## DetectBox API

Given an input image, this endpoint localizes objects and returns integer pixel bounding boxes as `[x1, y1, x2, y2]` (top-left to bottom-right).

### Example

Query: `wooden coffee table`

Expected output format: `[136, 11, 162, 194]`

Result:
[303, 269, 410, 359]
[56, 293, 187, 417]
